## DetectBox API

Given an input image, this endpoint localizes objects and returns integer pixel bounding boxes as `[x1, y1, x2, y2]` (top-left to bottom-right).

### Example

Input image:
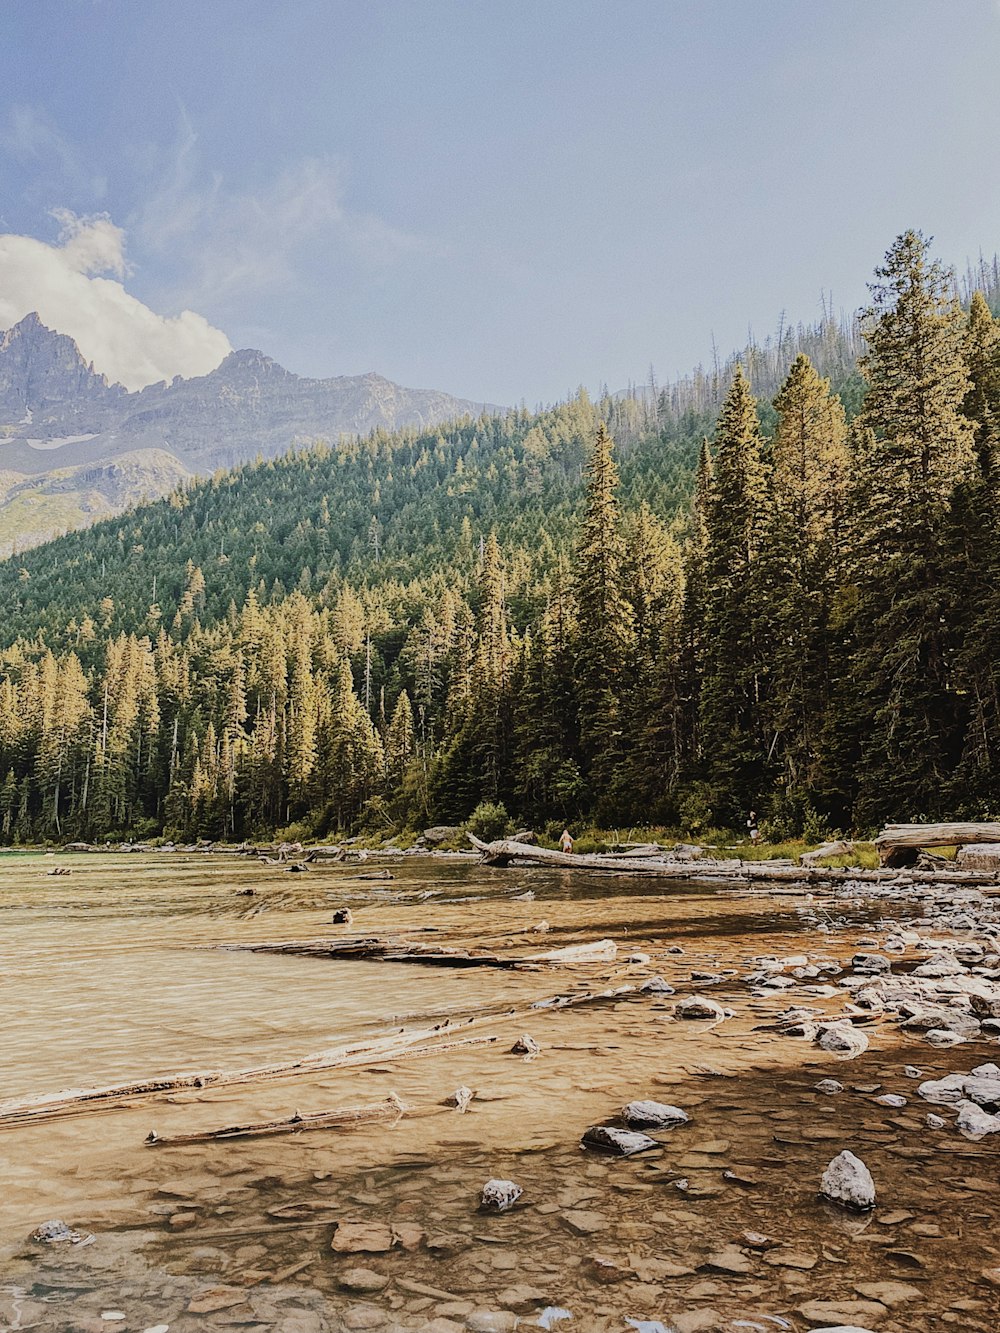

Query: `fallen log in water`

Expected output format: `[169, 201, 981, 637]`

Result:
[145, 1093, 406, 1146]
[219, 934, 619, 968]
[468, 835, 1000, 886]
[0, 983, 632, 1127]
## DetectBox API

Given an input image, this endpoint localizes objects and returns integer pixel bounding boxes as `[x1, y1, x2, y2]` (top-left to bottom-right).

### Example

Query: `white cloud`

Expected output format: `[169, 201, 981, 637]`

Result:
[0, 211, 231, 390]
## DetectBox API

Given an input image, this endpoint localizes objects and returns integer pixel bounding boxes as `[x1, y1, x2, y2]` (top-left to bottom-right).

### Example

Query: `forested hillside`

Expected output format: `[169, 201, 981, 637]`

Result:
[1, 232, 999, 844]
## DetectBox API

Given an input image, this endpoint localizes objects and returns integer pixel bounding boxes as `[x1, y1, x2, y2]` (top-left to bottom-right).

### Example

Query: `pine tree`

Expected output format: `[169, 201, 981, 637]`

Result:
[851, 231, 976, 822]
[760, 354, 849, 810]
[574, 423, 633, 806]
[697, 366, 769, 819]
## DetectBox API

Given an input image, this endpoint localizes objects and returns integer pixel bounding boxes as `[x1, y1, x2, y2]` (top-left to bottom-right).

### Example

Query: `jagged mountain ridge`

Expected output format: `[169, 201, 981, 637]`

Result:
[0, 314, 499, 551]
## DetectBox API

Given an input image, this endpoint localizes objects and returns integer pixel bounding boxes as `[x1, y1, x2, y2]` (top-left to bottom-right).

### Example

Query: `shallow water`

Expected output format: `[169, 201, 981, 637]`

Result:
[1, 851, 999, 1332]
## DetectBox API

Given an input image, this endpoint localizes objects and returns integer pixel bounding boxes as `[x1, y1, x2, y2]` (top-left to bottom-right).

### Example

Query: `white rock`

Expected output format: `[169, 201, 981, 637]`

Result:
[815, 1078, 844, 1095]
[925, 1028, 967, 1047]
[971, 1062, 1000, 1078]
[875, 1093, 907, 1108]
[820, 1150, 876, 1210]
[621, 1099, 689, 1129]
[817, 1023, 869, 1058]
[481, 1178, 522, 1211]
[916, 1074, 965, 1104]
[925, 1113, 946, 1129]
[956, 1100, 1000, 1136]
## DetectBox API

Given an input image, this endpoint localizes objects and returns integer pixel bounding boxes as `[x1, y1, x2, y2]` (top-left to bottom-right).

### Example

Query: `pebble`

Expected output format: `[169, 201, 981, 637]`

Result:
[702, 1244, 753, 1275]
[874, 1093, 906, 1107]
[331, 1221, 395, 1253]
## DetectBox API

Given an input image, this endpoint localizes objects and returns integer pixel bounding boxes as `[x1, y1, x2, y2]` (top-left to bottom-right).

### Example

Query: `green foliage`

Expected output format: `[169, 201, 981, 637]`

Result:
[464, 800, 513, 842]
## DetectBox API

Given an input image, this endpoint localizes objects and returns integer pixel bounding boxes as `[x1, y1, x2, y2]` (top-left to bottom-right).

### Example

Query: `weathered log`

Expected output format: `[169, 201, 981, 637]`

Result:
[145, 1094, 406, 1146]
[875, 822, 1000, 865]
[469, 835, 1000, 886]
[798, 840, 853, 865]
[221, 934, 618, 968]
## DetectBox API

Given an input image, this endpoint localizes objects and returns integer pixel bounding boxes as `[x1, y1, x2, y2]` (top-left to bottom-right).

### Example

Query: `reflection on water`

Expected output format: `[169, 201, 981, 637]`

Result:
[1, 852, 997, 1331]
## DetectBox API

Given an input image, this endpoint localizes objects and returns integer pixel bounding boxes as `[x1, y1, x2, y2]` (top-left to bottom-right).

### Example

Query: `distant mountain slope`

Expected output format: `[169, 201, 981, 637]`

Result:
[0, 391, 698, 650]
[0, 314, 499, 552]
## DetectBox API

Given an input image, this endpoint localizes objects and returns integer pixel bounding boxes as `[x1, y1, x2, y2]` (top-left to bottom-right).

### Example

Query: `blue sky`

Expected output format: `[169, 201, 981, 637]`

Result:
[1, 0, 999, 400]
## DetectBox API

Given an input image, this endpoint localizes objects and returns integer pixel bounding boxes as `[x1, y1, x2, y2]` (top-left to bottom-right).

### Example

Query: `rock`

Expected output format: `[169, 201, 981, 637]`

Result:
[925, 1027, 967, 1047]
[621, 1099, 689, 1129]
[338, 1269, 390, 1293]
[331, 1221, 395, 1253]
[956, 1100, 1000, 1135]
[926, 1113, 946, 1128]
[902, 1065, 923, 1078]
[187, 1286, 249, 1313]
[852, 953, 891, 974]
[496, 1285, 548, 1313]
[854, 1281, 921, 1305]
[581, 1125, 659, 1156]
[466, 1314, 519, 1333]
[820, 1151, 876, 1210]
[627, 952, 651, 964]
[815, 1078, 844, 1095]
[818, 1022, 869, 1057]
[674, 995, 725, 1020]
[913, 955, 965, 977]
[29, 1219, 92, 1244]
[639, 975, 675, 994]
[452, 1086, 474, 1113]
[874, 1094, 906, 1107]
[510, 1034, 540, 1055]
[702, 1244, 752, 1274]
[982, 1266, 1000, 1287]
[586, 1254, 630, 1284]
[424, 826, 461, 845]
[481, 1179, 522, 1212]
[740, 1231, 775, 1250]
[342, 1306, 386, 1330]
[764, 1248, 818, 1270]
[916, 1074, 965, 1104]
[331, 908, 353, 924]
[168, 1211, 199, 1229]
[798, 1301, 887, 1327]
[562, 1210, 606, 1235]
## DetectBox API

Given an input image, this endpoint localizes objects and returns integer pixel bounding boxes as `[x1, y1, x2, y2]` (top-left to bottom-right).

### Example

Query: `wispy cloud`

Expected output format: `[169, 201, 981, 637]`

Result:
[132, 112, 438, 310]
[1, 104, 106, 201]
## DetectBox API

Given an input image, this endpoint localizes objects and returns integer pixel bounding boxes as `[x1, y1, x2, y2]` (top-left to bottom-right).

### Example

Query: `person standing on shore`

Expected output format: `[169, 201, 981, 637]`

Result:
[559, 828, 574, 854]
[746, 811, 760, 844]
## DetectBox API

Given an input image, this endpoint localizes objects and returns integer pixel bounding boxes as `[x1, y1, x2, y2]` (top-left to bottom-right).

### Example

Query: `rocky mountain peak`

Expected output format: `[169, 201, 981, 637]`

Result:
[0, 313, 124, 422]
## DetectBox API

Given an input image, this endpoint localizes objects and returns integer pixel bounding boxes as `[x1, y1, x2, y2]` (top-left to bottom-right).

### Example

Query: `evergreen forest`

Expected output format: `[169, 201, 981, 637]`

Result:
[2, 232, 1000, 844]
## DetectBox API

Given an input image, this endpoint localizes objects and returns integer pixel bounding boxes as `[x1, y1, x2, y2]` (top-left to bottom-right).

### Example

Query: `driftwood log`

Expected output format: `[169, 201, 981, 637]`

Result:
[874, 822, 1000, 866]
[145, 1094, 406, 1146]
[0, 983, 632, 1128]
[220, 934, 618, 968]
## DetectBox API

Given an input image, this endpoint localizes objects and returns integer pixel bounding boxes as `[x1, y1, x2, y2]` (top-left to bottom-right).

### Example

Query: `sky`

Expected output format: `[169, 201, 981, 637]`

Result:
[1, 0, 999, 401]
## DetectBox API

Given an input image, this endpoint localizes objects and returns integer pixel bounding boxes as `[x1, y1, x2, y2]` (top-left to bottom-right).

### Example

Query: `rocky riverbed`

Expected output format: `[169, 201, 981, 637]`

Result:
[1, 852, 999, 1331]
